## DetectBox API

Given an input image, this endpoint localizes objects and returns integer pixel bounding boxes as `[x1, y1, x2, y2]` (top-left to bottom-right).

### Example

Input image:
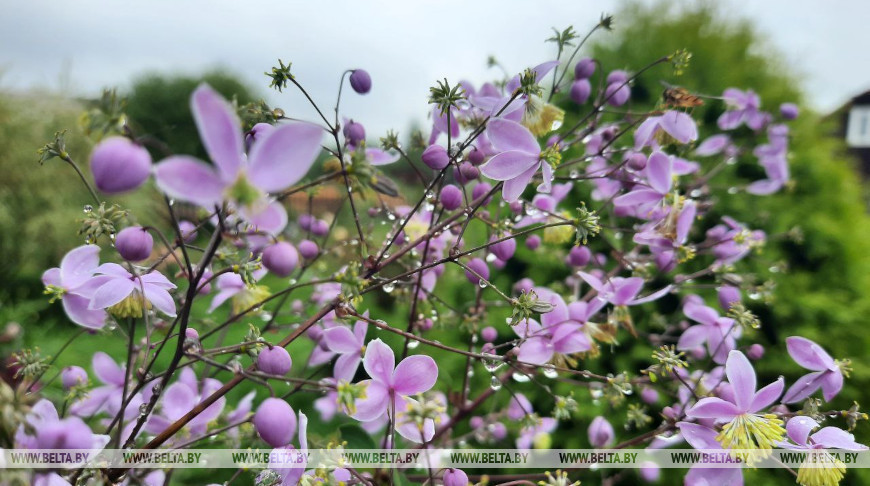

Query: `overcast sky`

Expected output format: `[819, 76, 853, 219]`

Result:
[2, 0, 869, 136]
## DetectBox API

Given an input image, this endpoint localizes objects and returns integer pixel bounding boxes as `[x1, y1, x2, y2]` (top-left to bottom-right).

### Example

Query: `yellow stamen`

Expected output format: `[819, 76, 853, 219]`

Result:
[716, 413, 785, 465]
[797, 451, 846, 486]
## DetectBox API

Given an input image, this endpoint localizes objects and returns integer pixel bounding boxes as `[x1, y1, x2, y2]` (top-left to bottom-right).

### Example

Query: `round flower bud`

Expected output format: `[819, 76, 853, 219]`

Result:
[747, 344, 765, 360]
[490, 234, 516, 261]
[443, 468, 469, 486]
[605, 83, 630, 107]
[343, 119, 366, 146]
[469, 416, 484, 429]
[481, 326, 498, 343]
[780, 103, 799, 120]
[718, 285, 741, 311]
[467, 147, 485, 165]
[567, 246, 592, 267]
[298, 214, 314, 231]
[422, 144, 450, 170]
[115, 226, 153, 262]
[310, 219, 330, 237]
[459, 161, 479, 181]
[570, 79, 591, 105]
[418, 318, 434, 332]
[254, 398, 297, 447]
[61, 366, 88, 390]
[526, 235, 541, 250]
[90, 137, 152, 194]
[491, 422, 507, 440]
[626, 152, 647, 171]
[439, 184, 463, 211]
[178, 220, 198, 242]
[185, 328, 199, 340]
[514, 277, 534, 294]
[588, 416, 615, 447]
[465, 258, 489, 284]
[640, 387, 659, 404]
[574, 57, 596, 79]
[349, 69, 372, 94]
[298, 240, 319, 259]
[472, 182, 492, 204]
[262, 242, 299, 277]
[606, 70, 629, 84]
[257, 346, 293, 375]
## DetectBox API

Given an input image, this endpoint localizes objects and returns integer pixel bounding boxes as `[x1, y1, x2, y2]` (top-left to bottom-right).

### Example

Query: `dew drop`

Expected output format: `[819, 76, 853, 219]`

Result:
[382, 282, 395, 293]
[407, 340, 419, 349]
[489, 375, 503, 390]
[83, 204, 93, 214]
[512, 372, 530, 383]
[478, 279, 488, 288]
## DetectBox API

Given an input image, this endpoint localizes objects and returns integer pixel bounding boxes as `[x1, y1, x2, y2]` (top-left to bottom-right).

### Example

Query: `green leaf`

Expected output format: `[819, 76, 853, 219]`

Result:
[339, 424, 378, 450]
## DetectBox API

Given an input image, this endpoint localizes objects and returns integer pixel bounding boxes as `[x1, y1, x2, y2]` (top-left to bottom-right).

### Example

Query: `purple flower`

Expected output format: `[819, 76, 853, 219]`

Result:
[588, 416, 615, 447]
[517, 416, 557, 450]
[781, 337, 845, 403]
[89, 136, 152, 194]
[70, 352, 143, 418]
[634, 111, 698, 149]
[154, 84, 323, 234]
[570, 79, 591, 104]
[349, 69, 372, 94]
[464, 257, 490, 284]
[574, 58, 595, 79]
[687, 350, 785, 451]
[254, 397, 297, 447]
[677, 422, 744, 486]
[676, 300, 740, 364]
[352, 338, 438, 443]
[268, 410, 310, 485]
[513, 288, 591, 365]
[257, 345, 293, 376]
[208, 269, 267, 314]
[579, 272, 671, 307]
[480, 119, 553, 202]
[144, 367, 226, 440]
[88, 263, 177, 318]
[16, 399, 109, 450]
[322, 313, 368, 381]
[614, 151, 673, 214]
[695, 134, 732, 157]
[780, 417, 866, 486]
[262, 241, 299, 277]
[422, 144, 450, 170]
[61, 366, 88, 390]
[443, 468, 469, 486]
[439, 184, 463, 211]
[718, 88, 769, 131]
[42, 245, 107, 329]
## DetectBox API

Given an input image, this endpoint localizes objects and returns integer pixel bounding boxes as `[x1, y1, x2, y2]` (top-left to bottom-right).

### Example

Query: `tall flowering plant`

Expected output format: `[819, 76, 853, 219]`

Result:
[8, 14, 866, 486]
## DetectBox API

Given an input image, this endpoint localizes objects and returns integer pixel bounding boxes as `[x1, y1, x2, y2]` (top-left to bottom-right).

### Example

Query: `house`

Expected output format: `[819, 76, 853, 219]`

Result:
[831, 90, 870, 175]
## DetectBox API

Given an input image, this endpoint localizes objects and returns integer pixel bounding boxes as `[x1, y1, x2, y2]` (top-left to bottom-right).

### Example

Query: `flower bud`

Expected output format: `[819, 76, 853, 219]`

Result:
[570, 79, 591, 105]
[90, 137, 152, 194]
[61, 366, 88, 390]
[469, 416, 484, 429]
[718, 285, 741, 311]
[514, 277, 534, 294]
[349, 69, 372, 94]
[468, 147, 485, 165]
[257, 346, 293, 376]
[588, 416, 615, 447]
[178, 220, 198, 242]
[747, 343, 765, 360]
[439, 184, 463, 211]
[626, 152, 647, 171]
[262, 242, 299, 277]
[472, 182, 492, 204]
[298, 240, 319, 259]
[574, 58, 596, 79]
[417, 318, 434, 332]
[459, 161, 479, 180]
[606, 70, 628, 84]
[780, 102, 799, 120]
[310, 219, 330, 237]
[605, 83, 630, 107]
[465, 258, 489, 284]
[254, 398, 297, 447]
[422, 144, 450, 170]
[490, 234, 516, 261]
[481, 326, 498, 343]
[343, 119, 366, 146]
[641, 387, 659, 404]
[443, 468, 469, 486]
[298, 214, 313, 231]
[567, 246, 591, 267]
[526, 235, 541, 250]
[491, 422, 507, 440]
[115, 226, 153, 262]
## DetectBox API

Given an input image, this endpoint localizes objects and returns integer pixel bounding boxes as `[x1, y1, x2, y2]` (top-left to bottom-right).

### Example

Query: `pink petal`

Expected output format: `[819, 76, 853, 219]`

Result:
[352, 380, 389, 422]
[60, 245, 100, 289]
[480, 151, 539, 181]
[811, 427, 868, 450]
[677, 422, 723, 450]
[517, 337, 555, 365]
[94, 262, 131, 278]
[334, 354, 362, 382]
[821, 370, 844, 402]
[366, 148, 399, 166]
[725, 350, 756, 411]
[140, 271, 176, 289]
[191, 84, 244, 180]
[750, 377, 784, 413]
[781, 371, 826, 404]
[363, 338, 395, 384]
[629, 285, 673, 305]
[392, 355, 438, 395]
[93, 352, 125, 386]
[501, 163, 538, 202]
[785, 336, 835, 371]
[552, 323, 591, 354]
[659, 111, 698, 144]
[645, 151, 672, 195]
[239, 200, 288, 236]
[633, 117, 661, 149]
[684, 303, 719, 325]
[162, 382, 195, 421]
[154, 156, 226, 207]
[89, 278, 135, 310]
[614, 278, 644, 304]
[578, 272, 604, 292]
[143, 285, 177, 317]
[42, 267, 62, 287]
[786, 416, 818, 446]
[686, 397, 740, 421]
[677, 325, 709, 351]
[62, 293, 107, 329]
[323, 327, 360, 354]
[248, 122, 324, 192]
[486, 118, 540, 154]
[613, 188, 664, 207]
